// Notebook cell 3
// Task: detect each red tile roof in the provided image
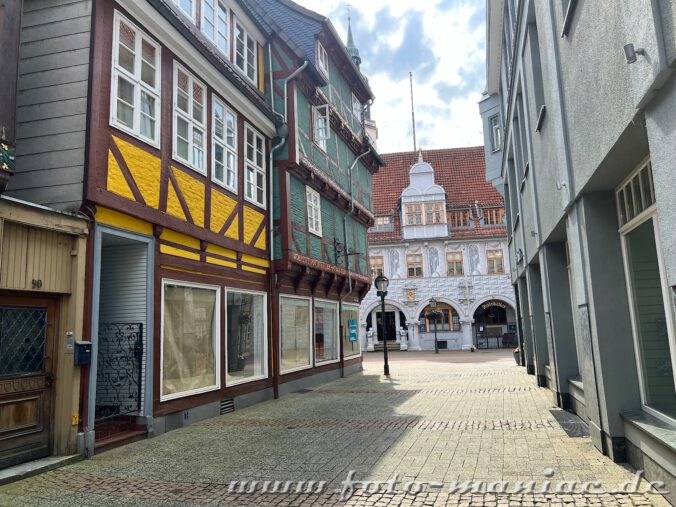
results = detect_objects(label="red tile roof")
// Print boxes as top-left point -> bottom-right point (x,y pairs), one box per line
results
369,146 -> 506,243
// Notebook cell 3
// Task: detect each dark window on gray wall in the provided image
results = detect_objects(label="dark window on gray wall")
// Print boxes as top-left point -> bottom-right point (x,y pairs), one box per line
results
490,115 -> 502,152
561,0 -> 578,37
528,22 -> 546,131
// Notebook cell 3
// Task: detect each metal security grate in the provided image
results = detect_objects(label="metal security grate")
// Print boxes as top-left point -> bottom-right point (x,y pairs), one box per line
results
220,398 -> 235,415
0,306 -> 48,377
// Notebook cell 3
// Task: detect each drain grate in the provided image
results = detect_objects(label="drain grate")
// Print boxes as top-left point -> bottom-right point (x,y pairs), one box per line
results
550,409 -> 589,437
220,398 -> 235,415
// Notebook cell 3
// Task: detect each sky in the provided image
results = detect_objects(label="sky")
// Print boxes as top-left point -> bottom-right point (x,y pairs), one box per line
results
292,0 -> 487,154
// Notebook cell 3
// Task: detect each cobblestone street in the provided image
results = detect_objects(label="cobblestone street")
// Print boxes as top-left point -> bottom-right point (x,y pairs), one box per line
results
0,351 -> 669,506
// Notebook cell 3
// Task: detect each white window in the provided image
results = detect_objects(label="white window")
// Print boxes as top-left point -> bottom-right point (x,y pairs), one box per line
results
202,0 -> 228,55
317,41 -> 329,78
160,280 -> 220,401
244,124 -> 266,207
212,96 -> 237,191
490,115 -> 502,151
173,63 -> 207,173
234,21 -> 257,84
110,12 -> 161,147
306,186 -> 322,236
313,104 -> 330,151
172,0 -> 196,21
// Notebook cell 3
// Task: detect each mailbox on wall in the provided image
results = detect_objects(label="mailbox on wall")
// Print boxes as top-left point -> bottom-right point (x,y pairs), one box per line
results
74,341 -> 92,365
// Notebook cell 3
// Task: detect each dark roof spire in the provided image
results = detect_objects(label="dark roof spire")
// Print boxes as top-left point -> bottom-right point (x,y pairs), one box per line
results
346,4 -> 361,69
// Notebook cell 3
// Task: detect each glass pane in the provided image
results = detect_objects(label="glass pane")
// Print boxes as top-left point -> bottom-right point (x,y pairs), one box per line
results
140,114 -> 154,140
117,101 -> 134,129
280,297 -> 311,371
214,160 -> 224,182
141,61 -> 155,88
0,307 -> 47,376
177,138 -> 189,161
118,43 -> 135,74
193,128 -> 204,168
315,302 -> 338,363
640,168 -> 653,209
117,76 -> 134,104
177,90 -> 189,114
342,305 -> 360,357
179,0 -> 193,16
226,112 -> 236,147
625,185 -> 635,222
226,291 -> 266,383
227,152 -> 236,188
162,284 -> 217,397
632,176 -> 643,214
626,219 -> 676,418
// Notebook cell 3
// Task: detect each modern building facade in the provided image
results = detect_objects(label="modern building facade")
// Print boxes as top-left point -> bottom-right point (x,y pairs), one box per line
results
360,148 -> 515,352
482,0 -> 676,501
5,0 -> 378,461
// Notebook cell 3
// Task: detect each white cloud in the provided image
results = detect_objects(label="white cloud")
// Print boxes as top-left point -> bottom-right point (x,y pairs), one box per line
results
291,0 -> 486,153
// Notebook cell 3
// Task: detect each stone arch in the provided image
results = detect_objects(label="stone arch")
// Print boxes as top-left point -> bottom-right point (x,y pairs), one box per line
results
413,297 -> 465,321
469,296 -> 517,318
360,298 -> 411,326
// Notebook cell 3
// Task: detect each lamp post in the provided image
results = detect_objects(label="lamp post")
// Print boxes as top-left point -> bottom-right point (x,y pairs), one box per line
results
374,274 -> 390,376
429,297 -> 439,354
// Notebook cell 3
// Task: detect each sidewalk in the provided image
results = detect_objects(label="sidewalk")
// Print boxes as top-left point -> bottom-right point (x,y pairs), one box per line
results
0,350 -> 669,506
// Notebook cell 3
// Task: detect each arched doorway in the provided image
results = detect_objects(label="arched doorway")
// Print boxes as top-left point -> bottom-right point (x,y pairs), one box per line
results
366,309 -> 407,341
472,299 -> 517,349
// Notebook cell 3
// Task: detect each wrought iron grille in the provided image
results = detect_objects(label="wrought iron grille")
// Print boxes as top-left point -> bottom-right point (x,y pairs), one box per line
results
95,323 -> 143,422
0,306 -> 48,377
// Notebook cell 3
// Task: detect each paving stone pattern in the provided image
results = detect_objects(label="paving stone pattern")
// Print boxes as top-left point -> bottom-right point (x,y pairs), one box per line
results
0,350 -> 669,506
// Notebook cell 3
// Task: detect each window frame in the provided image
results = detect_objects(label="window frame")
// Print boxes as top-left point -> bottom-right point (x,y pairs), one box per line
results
341,303 -> 362,358
446,251 -> 464,276
370,255 -> 384,277
424,202 -> 445,224
449,209 -> 470,227
201,0 -> 229,56
110,11 -> 161,148
483,207 -> 504,225
279,294 -> 314,375
406,253 -> 424,278
244,123 -> 266,208
234,20 -> 257,84
159,279 -> 221,402
317,40 -> 329,78
313,104 -> 330,152
224,287 -> 268,387
172,61 -> 207,173
490,114 -> 502,152
306,186 -> 322,237
405,204 -> 423,226
212,95 -> 238,193
172,0 -> 197,22
487,249 -> 505,274
313,298 -> 340,366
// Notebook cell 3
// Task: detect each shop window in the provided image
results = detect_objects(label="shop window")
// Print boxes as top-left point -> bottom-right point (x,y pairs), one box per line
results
280,296 -> 312,373
314,300 -> 339,364
487,249 -> 505,274
111,12 -> 161,147
226,290 -> 267,385
419,304 -> 459,333
370,256 -> 384,277
161,281 -> 220,400
342,304 -> 361,358
244,124 -> 266,208
446,252 -> 464,276
407,254 -> 423,277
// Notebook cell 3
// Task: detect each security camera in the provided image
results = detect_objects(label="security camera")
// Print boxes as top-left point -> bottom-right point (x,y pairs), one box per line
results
624,43 -> 645,64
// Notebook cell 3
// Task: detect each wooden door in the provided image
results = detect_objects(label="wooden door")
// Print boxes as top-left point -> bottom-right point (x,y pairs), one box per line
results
0,294 -> 56,469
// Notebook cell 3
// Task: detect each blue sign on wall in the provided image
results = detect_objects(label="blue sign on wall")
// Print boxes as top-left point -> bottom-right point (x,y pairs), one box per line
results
348,320 -> 358,342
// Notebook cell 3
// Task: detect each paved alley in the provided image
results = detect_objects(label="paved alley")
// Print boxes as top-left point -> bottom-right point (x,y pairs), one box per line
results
0,351 -> 669,506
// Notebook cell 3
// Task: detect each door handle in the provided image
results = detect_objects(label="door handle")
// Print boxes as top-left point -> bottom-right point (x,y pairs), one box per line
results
45,372 -> 55,387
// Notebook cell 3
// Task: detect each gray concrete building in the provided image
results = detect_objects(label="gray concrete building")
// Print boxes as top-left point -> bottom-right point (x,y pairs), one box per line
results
481,0 -> 676,501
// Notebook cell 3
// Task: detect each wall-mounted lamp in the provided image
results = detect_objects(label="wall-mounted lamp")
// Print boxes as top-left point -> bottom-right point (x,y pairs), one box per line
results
624,43 -> 645,64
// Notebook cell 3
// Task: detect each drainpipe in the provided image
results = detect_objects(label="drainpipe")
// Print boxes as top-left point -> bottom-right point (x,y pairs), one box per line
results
338,147 -> 371,377
269,59 -> 307,399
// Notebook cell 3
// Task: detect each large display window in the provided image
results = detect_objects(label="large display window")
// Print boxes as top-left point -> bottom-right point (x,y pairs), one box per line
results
280,296 -> 312,373
161,280 -> 220,400
314,300 -> 339,364
341,304 -> 361,358
226,290 -> 267,385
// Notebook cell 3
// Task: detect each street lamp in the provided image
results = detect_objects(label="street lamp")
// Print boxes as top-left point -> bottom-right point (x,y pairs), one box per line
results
374,274 -> 390,376
429,297 -> 439,354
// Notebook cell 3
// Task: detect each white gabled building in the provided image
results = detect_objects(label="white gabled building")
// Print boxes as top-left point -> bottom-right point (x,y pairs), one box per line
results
360,148 -> 517,352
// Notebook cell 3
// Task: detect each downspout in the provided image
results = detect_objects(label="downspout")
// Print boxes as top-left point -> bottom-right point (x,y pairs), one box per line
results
338,147 -> 371,377
269,57 -> 307,399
